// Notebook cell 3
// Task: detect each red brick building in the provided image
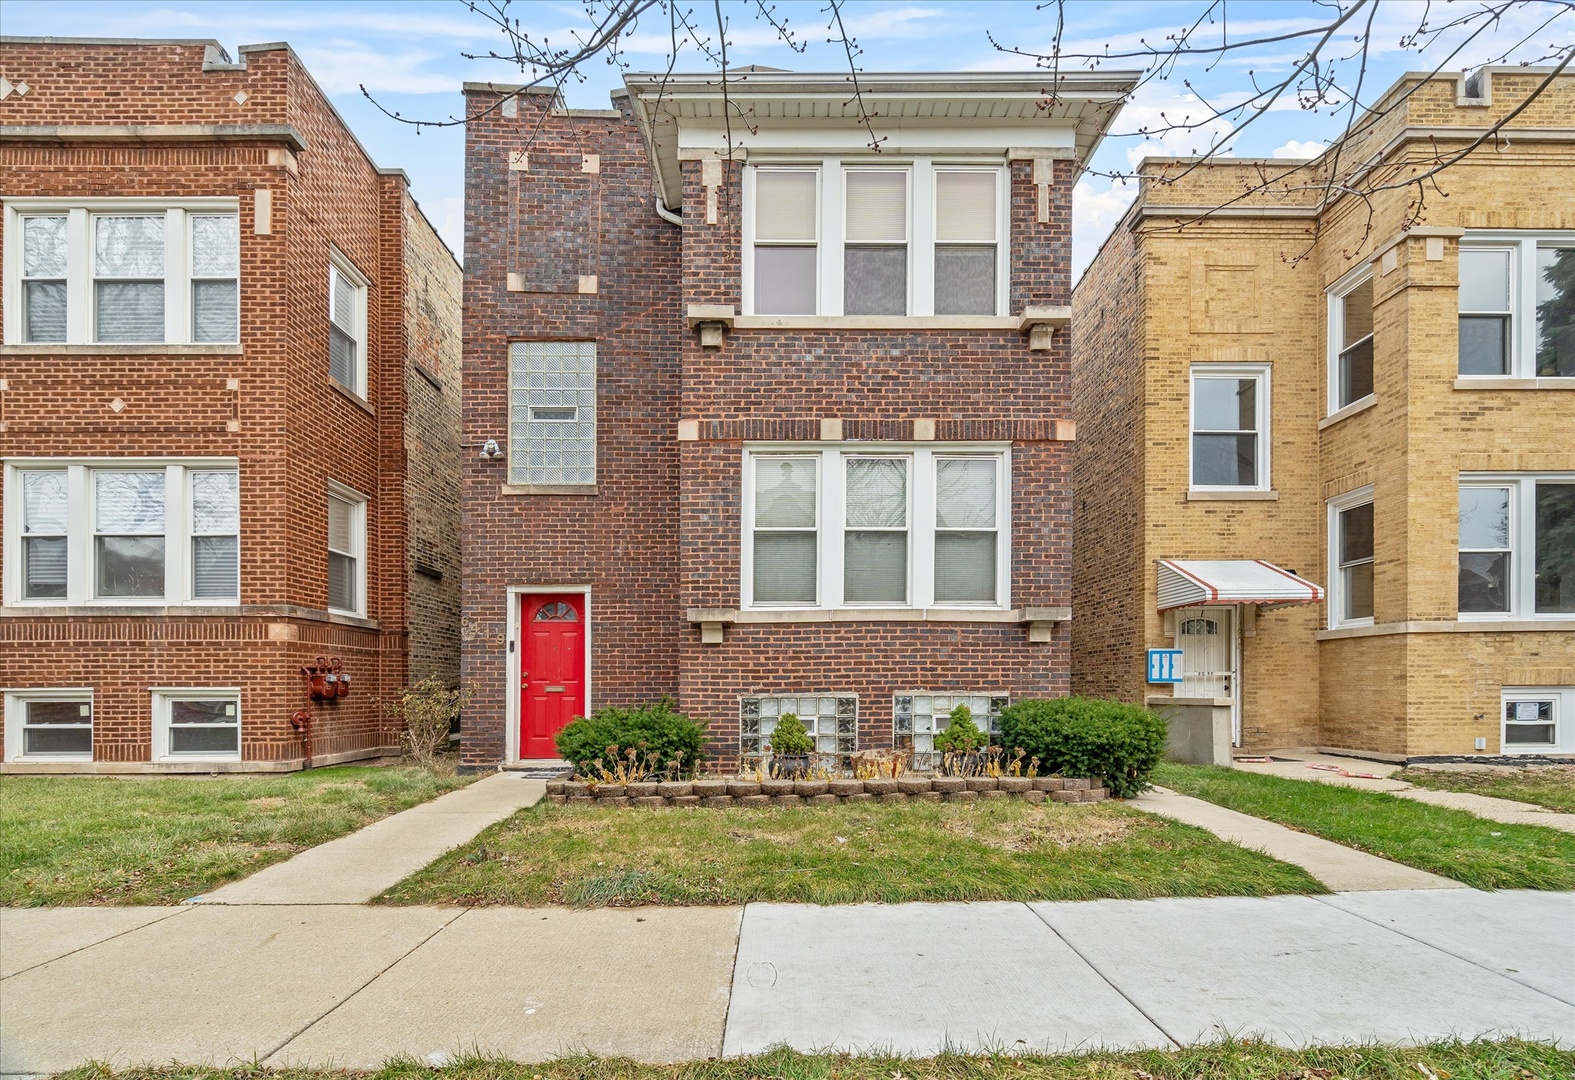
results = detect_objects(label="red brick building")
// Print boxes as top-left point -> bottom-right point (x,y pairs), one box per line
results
461,72 -> 1134,769
0,38 -> 461,772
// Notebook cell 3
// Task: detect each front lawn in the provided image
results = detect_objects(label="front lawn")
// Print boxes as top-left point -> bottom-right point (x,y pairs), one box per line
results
1154,763 -> 1575,890
0,766 -> 473,906
1396,764 -> 1575,814
379,797 -> 1323,906
54,1039 -> 1573,1080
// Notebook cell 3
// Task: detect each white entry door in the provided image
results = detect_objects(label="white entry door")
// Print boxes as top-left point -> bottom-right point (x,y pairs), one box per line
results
1175,606 -> 1240,743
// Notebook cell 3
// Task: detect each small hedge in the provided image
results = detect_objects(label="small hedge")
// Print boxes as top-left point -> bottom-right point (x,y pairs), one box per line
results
554,697 -> 706,778
999,697 -> 1168,798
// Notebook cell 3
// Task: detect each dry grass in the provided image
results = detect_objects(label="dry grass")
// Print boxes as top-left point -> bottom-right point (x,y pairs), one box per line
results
1396,764 -> 1575,815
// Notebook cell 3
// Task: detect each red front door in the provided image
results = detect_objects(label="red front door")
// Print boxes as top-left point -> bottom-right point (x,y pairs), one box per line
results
520,593 -> 586,759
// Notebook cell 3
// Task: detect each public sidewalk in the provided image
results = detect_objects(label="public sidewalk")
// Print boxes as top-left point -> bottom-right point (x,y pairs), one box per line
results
2,891 -> 1570,1070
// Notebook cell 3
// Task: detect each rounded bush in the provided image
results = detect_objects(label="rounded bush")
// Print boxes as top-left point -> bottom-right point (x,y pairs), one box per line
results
766,713 -> 815,755
999,697 -> 1167,798
554,697 -> 706,777
933,704 -> 985,754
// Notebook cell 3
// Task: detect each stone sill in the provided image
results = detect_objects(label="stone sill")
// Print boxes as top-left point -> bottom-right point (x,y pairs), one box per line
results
689,606 -> 1068,625
0,603 -> 381,630
733,315 -> 1020,331
329,377 -> 376,416
1319,395 -> 1378,429
1316,618 -> 1575,640
500,483 -> 600,496
1146,696 -> 1233,707
1453,377 -> 1575,390
1186,489 -> 1279,502
0,745 -> 397,775
0,343 -> 243,356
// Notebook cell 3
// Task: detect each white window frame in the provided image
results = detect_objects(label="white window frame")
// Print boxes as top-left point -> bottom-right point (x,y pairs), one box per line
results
327,248 -> 370,396
1327,484 -> 1376,629
2,197 -> 240,346
326,480 -> 368,617
1458,473 -> 1575,621
1458,231 -> 1575,380
3,688 -> 94,762
151,688 -> 242,763
1326,264 -> 1376,414
1501,688 -> 1573,754
740,444 -> 1011,612
2,459 -> 239,608
741,159 -> 1009,318
1189,363 -> 1271,493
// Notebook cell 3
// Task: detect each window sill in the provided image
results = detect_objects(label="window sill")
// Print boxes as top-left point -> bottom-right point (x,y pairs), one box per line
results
1316,618 -> 1575,640
1145,695 -> 1233,708
0,603 -> 381,629
690,606 -> 1066,625
1453,377 -> 1575,390
1,602 -> 242,614
329,378 -> 376,415
733,315 -> 1019,331
0,343 -> 243,355
1319,395 -> 1378,429
1186,489 -> 1279,502
500,483 -> 600,496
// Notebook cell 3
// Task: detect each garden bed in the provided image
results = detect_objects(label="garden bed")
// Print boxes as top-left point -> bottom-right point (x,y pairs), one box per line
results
545,774 -> 1107,808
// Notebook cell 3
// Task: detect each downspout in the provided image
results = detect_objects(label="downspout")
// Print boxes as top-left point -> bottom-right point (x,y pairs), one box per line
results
654,197 -> 683,227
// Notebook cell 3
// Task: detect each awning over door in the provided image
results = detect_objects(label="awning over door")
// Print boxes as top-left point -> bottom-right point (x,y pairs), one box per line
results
1157,559 -> 1324,611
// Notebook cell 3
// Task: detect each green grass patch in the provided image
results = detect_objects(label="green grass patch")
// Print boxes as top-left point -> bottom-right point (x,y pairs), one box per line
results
53,1039 -> 1573,1080
1154,762 -> 1575,890
1396,764 -> 1575,814
0,766 -> 473,906
378,796 -> 1323,906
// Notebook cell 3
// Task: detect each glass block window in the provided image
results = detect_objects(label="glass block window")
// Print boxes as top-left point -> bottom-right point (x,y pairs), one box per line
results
740,695 -> 857,768
509,341 -> 597,486
893,692 -> 1008,771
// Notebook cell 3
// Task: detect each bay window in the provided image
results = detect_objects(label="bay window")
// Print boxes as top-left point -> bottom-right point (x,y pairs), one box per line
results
1458,233 -> 1575,378
743,446 -> 1009,610
1328,272 -> 1374,410
1459,474 -> 1575,619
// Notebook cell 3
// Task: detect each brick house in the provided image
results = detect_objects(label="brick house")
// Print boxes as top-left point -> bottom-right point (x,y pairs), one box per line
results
1072,68 -> 1575,761
0,38 -> 462,772
461,71 -> 1136,770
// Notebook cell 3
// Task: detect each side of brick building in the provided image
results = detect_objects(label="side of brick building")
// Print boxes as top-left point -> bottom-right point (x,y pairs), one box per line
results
0,38 -> 461,771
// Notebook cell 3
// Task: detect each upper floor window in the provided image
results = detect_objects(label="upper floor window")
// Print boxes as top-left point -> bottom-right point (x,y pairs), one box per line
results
1190,364 -> 1270,491
3,200 -> 239,346
508,341 -> 597,487
4,460 -> 239,607
1459,475 -> 1575,620
742,446 -> 1009,610
744,161 -> 1007,318
1459,234 -> 1575,378
328,252 -> 369,394
1328,272 -> 1374,410
1328,486 -> 1375,628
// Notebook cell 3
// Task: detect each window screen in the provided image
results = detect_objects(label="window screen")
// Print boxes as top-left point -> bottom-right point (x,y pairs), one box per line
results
844,170 -> 908,316
934,170 -> 997,316
1459,248 -> 1511,375
753,168 -> 818,315
508,341 -> 597,485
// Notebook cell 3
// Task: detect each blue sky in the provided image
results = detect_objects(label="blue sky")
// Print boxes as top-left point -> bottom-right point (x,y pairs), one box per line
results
5,1 -> 1567,274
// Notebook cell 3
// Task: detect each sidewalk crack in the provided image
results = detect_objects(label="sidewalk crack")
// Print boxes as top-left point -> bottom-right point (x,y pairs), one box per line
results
0,907 -> 192,981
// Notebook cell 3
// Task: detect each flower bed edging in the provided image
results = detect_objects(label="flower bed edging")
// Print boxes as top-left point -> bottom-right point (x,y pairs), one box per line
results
542,776 -> 1109,808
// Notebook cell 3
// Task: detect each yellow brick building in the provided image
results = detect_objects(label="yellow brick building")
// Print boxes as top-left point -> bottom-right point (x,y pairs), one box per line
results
1071,67 -> 1575,761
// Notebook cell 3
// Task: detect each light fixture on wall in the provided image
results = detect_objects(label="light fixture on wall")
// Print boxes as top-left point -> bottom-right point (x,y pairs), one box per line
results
480,438 -> 503,459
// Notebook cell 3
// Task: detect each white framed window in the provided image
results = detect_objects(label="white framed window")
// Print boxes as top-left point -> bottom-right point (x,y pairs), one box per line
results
1327,269 -> 1374,411
152,689 -> 240,762
3,689 -> 94,762
507,341 -> 597,486
1458,232 -> 1575,379
893,692 -> 1008,771
741,445 -> 1009,611
328,251 -> 369,395
1501,688 -> 1575,753
742,160 -> 1007,318
740,694 -> 857,767
2,198 -> 240,345
1459,474 -> 1575,619
326,483 -> 367,616
1190,364 -> 1270,491
1327,485 -> 1375,628
3,460 -> 239,607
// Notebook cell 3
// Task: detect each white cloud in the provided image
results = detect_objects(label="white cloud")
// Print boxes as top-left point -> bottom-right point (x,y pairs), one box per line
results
296,45 -> 458,95
428,196 -> 464,259
1072,177 -> 1137,280
1272,138 -> 1325,159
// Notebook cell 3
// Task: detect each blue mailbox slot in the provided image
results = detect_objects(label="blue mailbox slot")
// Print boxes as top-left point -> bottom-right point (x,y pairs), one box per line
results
1147,649 -> 1184,684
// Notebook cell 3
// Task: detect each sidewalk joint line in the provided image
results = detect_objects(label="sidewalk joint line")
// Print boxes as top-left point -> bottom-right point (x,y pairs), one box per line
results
257,907 -> 471,1064
717,902 -> 748,1057
1024,902 -> 1183,1049
1309,894 -> 1575,1007
0,906 -> 191,981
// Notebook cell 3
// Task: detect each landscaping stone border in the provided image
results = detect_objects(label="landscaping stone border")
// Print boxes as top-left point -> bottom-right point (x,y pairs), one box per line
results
543,775 -> 1108,807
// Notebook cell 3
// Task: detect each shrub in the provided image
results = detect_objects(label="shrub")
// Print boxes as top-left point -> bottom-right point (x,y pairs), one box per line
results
933,704 -> 985,754
767,713 -> 815,755
385,677 -> 471,770
999,697 -> 1168,798
554,697 -> 706,778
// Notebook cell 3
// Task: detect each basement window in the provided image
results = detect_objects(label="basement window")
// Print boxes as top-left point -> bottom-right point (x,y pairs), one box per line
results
740,695 -> 857,769
893,693 -> 1007,771
3,690 -> 94,762
153,690 -> 241,761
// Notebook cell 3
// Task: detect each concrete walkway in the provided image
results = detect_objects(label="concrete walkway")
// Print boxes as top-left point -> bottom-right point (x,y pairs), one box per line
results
195,773 -> 545,905
1129,786 -> 1463,892
1232,753 -> 1575,834
3,891 -> 1570,1070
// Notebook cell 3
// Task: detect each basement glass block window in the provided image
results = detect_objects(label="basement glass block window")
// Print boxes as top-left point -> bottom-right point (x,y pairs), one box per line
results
509,341 -> 597,486
740,695 -> 857,767
893,693 -> 1007,771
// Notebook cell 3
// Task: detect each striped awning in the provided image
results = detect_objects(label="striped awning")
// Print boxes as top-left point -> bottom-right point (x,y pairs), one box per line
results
1157,559 -> 1324,611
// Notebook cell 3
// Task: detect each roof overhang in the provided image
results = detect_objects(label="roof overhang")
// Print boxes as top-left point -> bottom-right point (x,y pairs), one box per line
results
1157,559 -> 1324,611
623,70 -> 1138,211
